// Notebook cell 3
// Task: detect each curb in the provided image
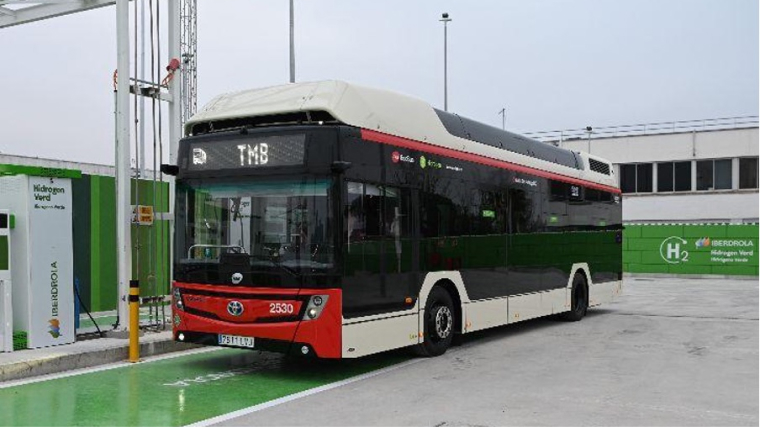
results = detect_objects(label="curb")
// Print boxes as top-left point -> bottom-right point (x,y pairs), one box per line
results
0,337 -> 200,383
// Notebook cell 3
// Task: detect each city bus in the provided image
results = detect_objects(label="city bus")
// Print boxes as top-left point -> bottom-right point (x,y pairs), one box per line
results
169,80 -> 622,358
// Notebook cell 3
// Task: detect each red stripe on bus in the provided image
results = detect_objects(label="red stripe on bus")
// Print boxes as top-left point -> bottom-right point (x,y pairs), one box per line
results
360,128 -> 622,194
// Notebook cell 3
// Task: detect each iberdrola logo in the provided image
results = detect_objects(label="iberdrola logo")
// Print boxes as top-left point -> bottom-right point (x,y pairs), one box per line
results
695,237 -> 711,248
48,318 -> 61,338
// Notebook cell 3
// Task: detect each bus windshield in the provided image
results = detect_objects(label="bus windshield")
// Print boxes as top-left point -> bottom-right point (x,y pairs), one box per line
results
175,177 -> 333,284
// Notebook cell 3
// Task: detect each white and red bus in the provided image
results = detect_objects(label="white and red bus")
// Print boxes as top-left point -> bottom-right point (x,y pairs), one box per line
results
169,81 -> 622,358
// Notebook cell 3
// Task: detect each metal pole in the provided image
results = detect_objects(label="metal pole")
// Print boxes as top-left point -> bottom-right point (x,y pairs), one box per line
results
168,0 -> 181,165
498,108 -> 505,130
139,0 -> 146,179
116,0 -> 131,333
168,0 -> 181,321
440,13 -> 451,112
289,0 -> 295,83
443,21 -> 448,112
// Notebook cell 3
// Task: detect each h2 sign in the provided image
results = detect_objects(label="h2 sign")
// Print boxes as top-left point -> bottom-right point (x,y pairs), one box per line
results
660,236 -> 689,264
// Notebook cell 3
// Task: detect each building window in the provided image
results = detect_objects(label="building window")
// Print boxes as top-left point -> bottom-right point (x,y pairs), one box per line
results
636,163 -> 653,192
739,157 -> 758,189
658,162 -> 674,192
697,159 -> 732,191
657,161 -> 692,192
714,159 -> 732,190
620,163 -> 652,193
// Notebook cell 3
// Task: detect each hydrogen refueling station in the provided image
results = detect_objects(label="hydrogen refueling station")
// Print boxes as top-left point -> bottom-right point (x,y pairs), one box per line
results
0,172 -> 76,349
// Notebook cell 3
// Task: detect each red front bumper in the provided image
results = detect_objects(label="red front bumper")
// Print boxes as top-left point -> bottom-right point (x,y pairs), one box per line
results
172,283 -> 342,358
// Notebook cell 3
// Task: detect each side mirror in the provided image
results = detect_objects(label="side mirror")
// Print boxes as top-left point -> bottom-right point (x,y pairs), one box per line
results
160,164 -> 179,176
331,161 -> 352,174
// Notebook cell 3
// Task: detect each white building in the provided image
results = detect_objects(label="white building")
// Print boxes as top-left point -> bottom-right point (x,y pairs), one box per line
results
526,117 -> 759,224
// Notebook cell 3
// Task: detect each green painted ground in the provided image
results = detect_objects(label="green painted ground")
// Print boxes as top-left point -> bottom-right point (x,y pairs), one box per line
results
0,348 -> 408,426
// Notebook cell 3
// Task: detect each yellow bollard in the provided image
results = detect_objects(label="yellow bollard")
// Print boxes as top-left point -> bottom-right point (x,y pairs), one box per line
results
129,280 -> 140,362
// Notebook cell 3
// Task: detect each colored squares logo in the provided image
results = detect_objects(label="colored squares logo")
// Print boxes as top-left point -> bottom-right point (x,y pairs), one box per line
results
48,318 -> 61,338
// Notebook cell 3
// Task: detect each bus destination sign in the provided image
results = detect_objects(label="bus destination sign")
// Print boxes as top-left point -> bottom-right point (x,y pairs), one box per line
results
186,134 -> 306,171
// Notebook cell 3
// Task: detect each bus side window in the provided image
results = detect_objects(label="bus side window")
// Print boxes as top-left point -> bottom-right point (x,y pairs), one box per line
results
382,187 -> 410,239
472,190 -> 507,235
346,181 -> 384,242
509,188 -> 536,234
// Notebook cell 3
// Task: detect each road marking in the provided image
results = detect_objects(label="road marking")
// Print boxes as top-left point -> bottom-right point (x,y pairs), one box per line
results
0,347 -> 220,389
186,357 -> 427,427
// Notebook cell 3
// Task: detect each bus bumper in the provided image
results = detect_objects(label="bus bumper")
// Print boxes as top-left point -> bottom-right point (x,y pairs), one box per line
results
172,285 -> 342,358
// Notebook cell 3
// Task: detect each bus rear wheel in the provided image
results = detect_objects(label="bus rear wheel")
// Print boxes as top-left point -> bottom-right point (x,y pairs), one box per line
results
561,272 -> 588,321
414,287 -> 455,357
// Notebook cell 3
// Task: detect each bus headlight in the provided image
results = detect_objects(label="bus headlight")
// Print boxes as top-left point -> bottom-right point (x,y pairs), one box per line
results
302,295 -> 329,321
173,287 -> 184,311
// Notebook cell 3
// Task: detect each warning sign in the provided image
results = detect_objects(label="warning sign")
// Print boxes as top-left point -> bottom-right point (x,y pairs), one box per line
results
133,205 -> 154,226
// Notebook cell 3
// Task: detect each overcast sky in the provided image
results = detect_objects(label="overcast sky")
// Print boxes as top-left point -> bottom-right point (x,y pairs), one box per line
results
1,0 -> 757,166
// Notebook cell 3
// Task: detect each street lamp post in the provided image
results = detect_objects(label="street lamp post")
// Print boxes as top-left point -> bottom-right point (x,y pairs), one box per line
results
289,0 -> 295,83
440,12 -> 452,112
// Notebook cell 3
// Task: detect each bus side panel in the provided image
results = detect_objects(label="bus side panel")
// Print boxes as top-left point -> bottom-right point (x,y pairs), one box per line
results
342,313 -> 419,358
589,280 -> 623,307
463,297 -> 509,332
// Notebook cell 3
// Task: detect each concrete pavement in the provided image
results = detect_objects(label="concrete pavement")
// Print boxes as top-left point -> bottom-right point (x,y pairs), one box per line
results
213,276 -> 759,426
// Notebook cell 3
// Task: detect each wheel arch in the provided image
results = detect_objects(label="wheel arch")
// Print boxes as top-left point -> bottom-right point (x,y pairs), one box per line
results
568,263 -> 592,288
567,263 -> 591,309
417,272 -> 469,335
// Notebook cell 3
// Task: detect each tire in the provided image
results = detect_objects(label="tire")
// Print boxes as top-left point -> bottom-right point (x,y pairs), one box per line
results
414,286 -> 455,357
561,272 -> 588,322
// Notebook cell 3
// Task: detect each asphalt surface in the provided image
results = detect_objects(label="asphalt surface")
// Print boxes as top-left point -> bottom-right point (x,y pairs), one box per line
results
213,276 -> 759,426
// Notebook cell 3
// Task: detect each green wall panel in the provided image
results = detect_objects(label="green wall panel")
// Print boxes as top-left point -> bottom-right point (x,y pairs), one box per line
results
0,236 -> 8,271
627,263 -> 669,274
726,224 -> 759,238
72,175 -> 92,309
667,264 -> 713,275
681,225 -> 727,238
623,225 -> 642,238
90,175 -> 117,312
623,224 -> 758,276
640,225 -> 682,238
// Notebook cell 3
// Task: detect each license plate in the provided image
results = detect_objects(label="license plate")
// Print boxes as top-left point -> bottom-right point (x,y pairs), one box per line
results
218,334 -> 255,348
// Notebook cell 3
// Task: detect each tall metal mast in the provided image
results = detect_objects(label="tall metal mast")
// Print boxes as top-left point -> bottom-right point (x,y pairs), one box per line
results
180,0 -> 197,124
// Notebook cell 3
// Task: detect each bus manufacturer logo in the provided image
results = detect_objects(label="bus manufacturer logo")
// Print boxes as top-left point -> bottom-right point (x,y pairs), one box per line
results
193,148 -> 207,165
227,301 -> 244,316
231,272 -> 243,284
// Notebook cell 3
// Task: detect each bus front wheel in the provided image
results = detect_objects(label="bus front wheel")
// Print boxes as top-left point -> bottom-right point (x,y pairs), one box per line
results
414,286 -> 455,357
561,272 -> 588,321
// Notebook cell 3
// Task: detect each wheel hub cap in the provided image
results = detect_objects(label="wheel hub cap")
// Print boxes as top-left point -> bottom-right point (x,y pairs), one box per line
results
435,306 -> 453,339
